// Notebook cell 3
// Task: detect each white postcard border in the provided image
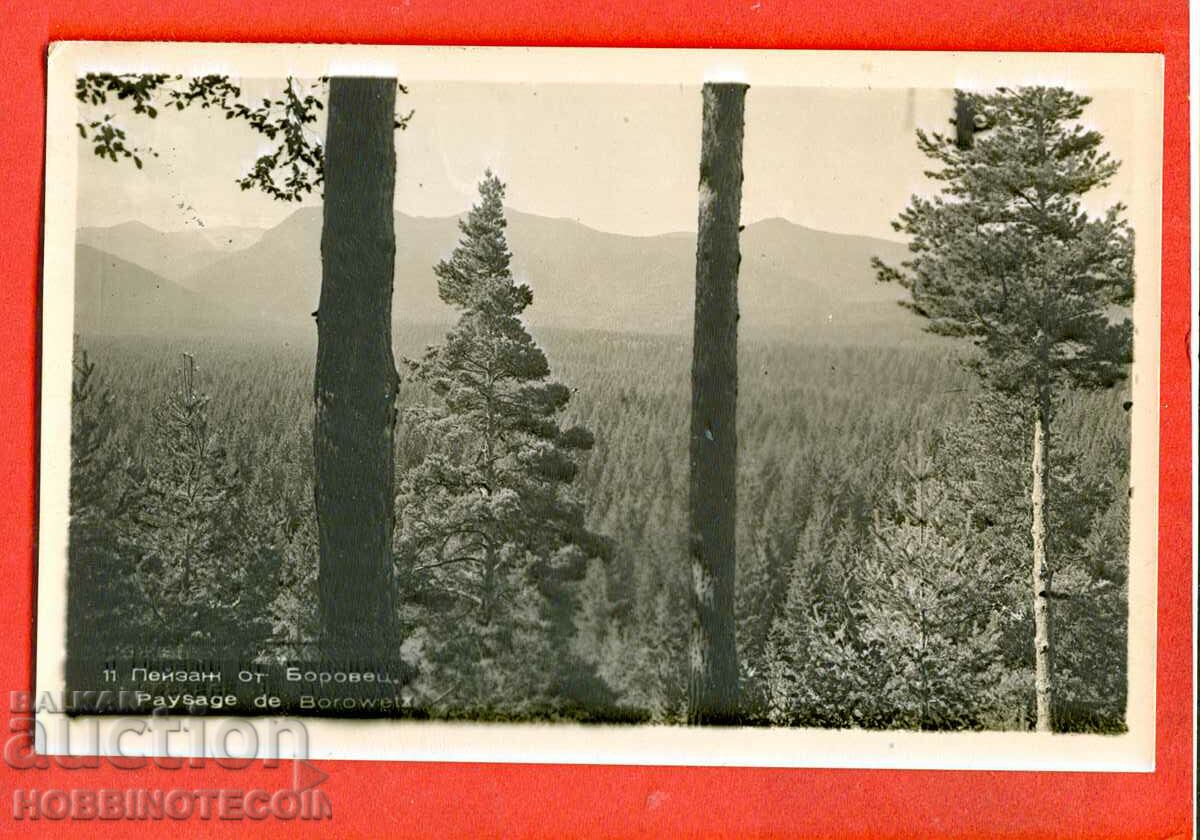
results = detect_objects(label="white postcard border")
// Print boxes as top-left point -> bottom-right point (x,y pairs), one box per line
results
36,42 -> 1163,770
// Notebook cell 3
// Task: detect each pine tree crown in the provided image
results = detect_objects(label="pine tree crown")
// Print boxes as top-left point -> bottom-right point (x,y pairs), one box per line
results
434,169 -> 532,317
874,86 -> 1135,397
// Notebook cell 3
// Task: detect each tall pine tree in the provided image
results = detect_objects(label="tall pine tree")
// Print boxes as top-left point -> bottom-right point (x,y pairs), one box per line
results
688,81 -> 748,724
875,87 -> 1134,731
396,171 -> 610,718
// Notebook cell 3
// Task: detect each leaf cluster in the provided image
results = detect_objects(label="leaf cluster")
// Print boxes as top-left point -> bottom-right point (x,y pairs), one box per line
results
75,72 -> 412,203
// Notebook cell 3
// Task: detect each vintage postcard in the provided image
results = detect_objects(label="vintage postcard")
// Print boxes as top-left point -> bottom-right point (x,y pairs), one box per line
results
37,43 -> 1162,769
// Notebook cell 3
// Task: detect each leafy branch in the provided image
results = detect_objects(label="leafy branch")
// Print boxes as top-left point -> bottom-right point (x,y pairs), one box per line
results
74,72 -> 413,202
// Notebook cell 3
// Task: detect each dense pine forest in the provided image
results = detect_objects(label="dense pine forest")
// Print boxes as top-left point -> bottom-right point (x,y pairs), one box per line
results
70,319 -> 1129,730
67,81 -> 1133,733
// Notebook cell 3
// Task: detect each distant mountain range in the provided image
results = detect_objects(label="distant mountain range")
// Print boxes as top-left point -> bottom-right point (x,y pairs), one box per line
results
77,220 -> 264,283
73,209 -> 925,344
74,244 -> 248,337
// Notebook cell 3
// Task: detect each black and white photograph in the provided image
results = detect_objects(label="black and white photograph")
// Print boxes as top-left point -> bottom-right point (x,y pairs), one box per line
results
37,45 -> 1162,768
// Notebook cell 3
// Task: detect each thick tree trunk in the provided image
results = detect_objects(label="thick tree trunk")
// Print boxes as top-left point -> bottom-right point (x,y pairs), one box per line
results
687,82 -> 747,725
314,77 -> 400,663
1030,391 -> 1053,731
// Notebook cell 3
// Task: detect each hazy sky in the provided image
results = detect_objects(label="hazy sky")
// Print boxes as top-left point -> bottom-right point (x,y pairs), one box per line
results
75,80 -> 1139,241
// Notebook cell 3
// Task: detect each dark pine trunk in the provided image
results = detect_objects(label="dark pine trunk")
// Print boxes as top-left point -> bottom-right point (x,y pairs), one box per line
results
687,82 -> 747,725
314,77 -> 400,664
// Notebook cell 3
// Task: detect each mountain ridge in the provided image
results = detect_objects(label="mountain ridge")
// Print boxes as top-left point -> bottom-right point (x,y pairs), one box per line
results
77,221 -> 265,283
76,208 -> 925,344
74,243 -> 251,337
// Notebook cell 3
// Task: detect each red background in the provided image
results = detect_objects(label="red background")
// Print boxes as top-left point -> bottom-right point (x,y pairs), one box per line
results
0,1 -> 1191,837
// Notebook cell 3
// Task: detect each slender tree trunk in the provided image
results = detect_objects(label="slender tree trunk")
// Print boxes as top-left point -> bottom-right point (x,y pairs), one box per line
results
687,82 -> 747,725
314,77 -> 400,663
1030,389 -> 1053,731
